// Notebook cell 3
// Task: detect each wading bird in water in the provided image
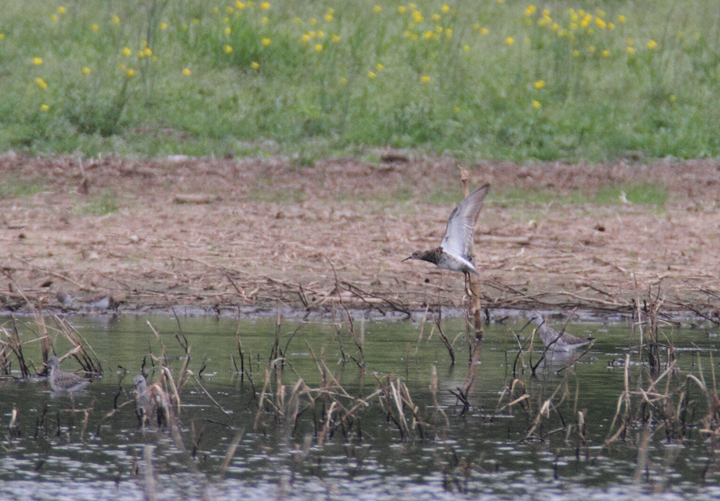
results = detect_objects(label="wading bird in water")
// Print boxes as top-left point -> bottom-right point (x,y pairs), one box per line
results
403,183 -> 490,278
46,356 -> 91,392
523,312 -> 593,352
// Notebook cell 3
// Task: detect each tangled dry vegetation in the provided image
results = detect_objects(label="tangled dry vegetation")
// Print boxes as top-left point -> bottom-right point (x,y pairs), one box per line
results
1,152 -> 719,320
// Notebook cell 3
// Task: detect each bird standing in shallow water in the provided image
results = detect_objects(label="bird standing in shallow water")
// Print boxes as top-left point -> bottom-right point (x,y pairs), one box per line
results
46,356 -> 91,392
403,183 -> 490,277
524,312 -> 593,352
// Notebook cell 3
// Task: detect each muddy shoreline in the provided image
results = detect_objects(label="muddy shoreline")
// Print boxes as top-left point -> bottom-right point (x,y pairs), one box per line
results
2,153 -> 719,322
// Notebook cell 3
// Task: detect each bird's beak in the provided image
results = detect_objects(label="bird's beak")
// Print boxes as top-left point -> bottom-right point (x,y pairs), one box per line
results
402,255 -> 413,262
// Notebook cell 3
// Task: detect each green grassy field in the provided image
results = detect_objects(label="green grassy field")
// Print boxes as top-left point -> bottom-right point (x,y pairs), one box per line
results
1,0 -> 719,161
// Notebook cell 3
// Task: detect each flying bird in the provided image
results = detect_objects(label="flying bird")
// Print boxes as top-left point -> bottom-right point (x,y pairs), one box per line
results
403,183 -> 490,277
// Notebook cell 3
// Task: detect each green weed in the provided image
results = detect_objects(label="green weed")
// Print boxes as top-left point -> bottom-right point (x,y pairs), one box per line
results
0,178 -> 45,198
76,191 -> 120,215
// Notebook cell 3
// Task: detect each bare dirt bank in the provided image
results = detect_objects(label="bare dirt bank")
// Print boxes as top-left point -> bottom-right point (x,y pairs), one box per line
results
1,152 -> 719,320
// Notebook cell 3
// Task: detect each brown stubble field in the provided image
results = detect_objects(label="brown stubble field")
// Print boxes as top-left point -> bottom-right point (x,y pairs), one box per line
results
1,152 -> 719,319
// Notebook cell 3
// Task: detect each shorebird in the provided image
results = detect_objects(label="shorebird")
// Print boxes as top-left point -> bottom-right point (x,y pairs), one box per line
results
133,374 -> 169,427
46,356 -> 91,392
403,183 -> 490,276
523,312 -> 593,352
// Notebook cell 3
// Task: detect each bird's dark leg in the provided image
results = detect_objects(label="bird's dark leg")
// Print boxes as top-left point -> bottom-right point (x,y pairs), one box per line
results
464,272 -> 472,298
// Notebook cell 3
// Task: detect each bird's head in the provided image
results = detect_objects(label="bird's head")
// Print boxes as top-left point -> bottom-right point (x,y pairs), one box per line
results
521,312 -> 545,331
402,251 -> 422,262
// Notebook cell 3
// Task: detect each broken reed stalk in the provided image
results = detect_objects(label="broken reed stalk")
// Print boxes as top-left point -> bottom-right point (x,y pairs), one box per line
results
435,313 -> 455,366
461,169 -> 483,340
143,445 -> 157,501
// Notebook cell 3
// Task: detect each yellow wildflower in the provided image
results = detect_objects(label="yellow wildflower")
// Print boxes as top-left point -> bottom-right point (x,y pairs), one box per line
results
112,15 -> 120,24
332,34 -> 340,42
580,14 -> 591,28
525,5 -> 536,16
454,106 -> 460,113
223,17 -> 230,23
626,47 -> 635,54
317,30 -> 324,38
677,31 -> 683,38
35,77 -> 48,89
236,1 -> 245,9
122,47 -> 131,56
51,14 -> 58,22
226,6 -> 234,13
462,44 -> 470,51
669,95 -> 676,102
602,50 -> 609,57
442,5 -> 450,13
412,11 -> 423,23
0,34 -> 4,40
480,27 -> 489,35
618,15 -> 626,23
315,44 -> 323,51
368,71 -> 376,79
647,40 -> 657,49
301,34 -> 311,43
552,23 -> 559,31
433,14 -> 441,22
126,69 -> 136,77
82,67 -> 92,74
144,47 -> 152,56
262,17 -> 269,25
58,6 -> 66,14
294,17 -> 301,24
420,75 -> 430,83
310,18 -> 317,25
224,45 -> 233,54
340,77 -> 347,84
588,46 -> 595,53
32,57 -> 43,65
398,6 -> 407,14
225,27 -> 232,35
532,100 -> 541,109
91,23 -> 100,32
183,68 -> 191,76
505,37 -> 514,45
533,80 -> 545,89
374,6 -> 382,13
250,61 -> 260,69
572,49 -> 579,57
325,14 -> 333,22
424,31 -> 433,39
608,22 -> 615,30
376,63 -> 384,71
261,2 -> 270,9
41,104 -> 50,112
445,28 -> 452,38
262,37 -> 271,46
595,18 -> 606,29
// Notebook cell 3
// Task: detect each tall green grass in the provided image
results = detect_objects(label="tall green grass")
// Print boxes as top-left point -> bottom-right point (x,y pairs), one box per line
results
1,0 -> 719,161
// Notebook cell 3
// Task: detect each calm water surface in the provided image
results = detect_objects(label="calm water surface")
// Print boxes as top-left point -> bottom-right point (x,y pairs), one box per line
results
1,312 -> 719,500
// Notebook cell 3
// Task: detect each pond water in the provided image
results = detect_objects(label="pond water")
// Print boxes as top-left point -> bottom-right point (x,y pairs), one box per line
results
1,311 -> 720,500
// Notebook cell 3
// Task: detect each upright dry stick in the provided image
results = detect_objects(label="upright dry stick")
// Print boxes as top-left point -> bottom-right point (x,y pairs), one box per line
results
461,169 -> 483,340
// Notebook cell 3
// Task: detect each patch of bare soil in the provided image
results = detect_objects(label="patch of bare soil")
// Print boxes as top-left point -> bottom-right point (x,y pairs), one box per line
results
1,152 -> 719,319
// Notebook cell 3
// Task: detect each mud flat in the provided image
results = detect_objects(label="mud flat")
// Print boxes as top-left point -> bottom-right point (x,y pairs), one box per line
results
1,153 -> 719,321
